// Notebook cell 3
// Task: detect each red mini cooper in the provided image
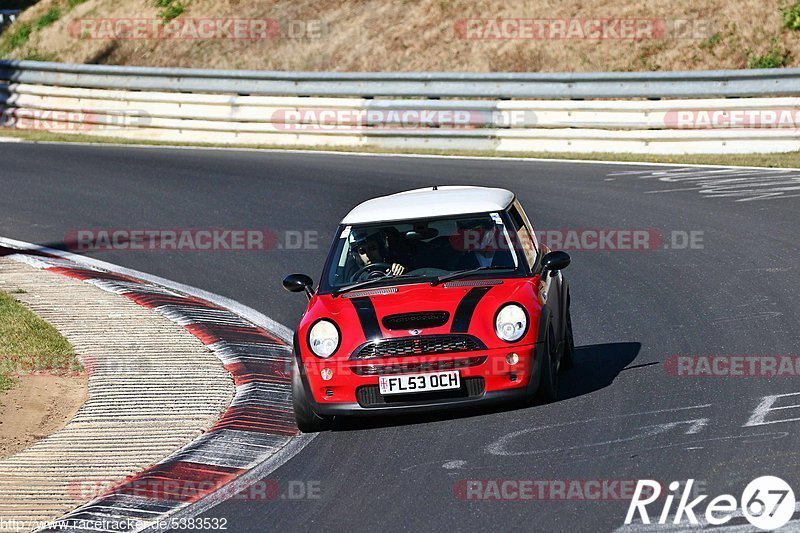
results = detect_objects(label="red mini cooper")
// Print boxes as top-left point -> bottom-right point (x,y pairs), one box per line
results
283,186 -> 574,432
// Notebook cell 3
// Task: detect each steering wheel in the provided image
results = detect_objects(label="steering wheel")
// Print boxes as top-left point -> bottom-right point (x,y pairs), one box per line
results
350,262 -> 392,282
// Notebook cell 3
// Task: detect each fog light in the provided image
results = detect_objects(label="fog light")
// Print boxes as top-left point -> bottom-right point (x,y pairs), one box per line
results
506,353 -> 519,365
321,368 -> 333,381
325,388 -> 334,397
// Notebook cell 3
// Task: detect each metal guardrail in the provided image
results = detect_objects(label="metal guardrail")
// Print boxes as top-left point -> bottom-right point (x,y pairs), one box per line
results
2,60 -> 800,154
0,10 -> 20,33
3,60 -> 800,99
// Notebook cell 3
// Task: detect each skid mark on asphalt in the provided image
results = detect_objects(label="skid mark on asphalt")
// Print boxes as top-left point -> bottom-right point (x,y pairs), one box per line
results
605,167 -> 800,202
711,311 -> 783,324
558,432 -> 787,467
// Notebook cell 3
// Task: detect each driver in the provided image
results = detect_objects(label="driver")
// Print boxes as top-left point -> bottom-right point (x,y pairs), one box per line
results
350,231 -> 405,280
456,218 -> 500,269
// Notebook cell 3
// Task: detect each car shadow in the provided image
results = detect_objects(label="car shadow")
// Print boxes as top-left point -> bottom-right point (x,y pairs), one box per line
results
0,240 -> 72,258
330,341 -> 642,432
558,341 -> 642,401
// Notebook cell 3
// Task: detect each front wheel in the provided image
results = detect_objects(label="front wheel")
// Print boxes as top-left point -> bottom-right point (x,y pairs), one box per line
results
535,323 -> 560,403
561,298 -> 575,369
292,359 -> 333,433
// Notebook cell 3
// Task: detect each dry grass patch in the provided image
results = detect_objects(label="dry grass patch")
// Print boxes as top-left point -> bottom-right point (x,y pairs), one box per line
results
2,0 -> 800,71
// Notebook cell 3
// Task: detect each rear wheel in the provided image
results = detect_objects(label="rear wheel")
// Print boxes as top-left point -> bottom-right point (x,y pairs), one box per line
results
535,323 -> 560,403
292,359 -> 333,433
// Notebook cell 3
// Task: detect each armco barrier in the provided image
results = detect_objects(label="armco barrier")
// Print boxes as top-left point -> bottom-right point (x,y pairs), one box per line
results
0,10 -> 19,33
3,60 -> 800,154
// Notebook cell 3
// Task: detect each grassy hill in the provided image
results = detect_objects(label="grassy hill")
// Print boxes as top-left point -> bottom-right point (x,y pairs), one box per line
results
1,0 -> 800,72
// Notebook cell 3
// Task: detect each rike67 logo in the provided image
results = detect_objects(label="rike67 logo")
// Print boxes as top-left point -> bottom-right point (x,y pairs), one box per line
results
625,476 -> 796,530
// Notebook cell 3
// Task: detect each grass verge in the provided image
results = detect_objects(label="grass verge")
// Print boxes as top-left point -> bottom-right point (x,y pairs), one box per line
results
2,128 -> 800,168
0,290 -> 80,394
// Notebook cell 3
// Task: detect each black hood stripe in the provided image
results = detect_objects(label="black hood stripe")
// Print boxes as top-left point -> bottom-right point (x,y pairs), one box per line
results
451,286 -> 492,333
350,297 -> 383,341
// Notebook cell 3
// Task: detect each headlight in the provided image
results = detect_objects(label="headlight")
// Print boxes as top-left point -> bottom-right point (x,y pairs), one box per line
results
308,319 -> 340,358
495,304 -> 527,342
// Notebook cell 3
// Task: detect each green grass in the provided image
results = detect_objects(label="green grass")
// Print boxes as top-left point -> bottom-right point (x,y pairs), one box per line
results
21,49 -> 60,61
749,48 -> 790,68
153,0 -> 187,21
67,0 -> 89,8
0,291 -> 80,394
35,7 -> 61,30
748,39 -> 790,68
2,127 -> 800,168
699,32 -> 722,50
0,22 -> 32,56
0,374 -> 14,393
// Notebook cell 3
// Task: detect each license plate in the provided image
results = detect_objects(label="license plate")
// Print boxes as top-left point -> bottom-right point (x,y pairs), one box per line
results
378,370 -> 461,395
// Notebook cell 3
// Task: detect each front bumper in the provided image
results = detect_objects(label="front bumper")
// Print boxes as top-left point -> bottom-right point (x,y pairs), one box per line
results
312,386 -> 532,416
300,343 -> 541,416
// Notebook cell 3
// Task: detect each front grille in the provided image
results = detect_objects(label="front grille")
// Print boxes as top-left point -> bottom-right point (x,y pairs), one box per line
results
356,377 -> 486,408
382,311 -> 450,330
351,356 -> 487,376
350,334 -> 486,360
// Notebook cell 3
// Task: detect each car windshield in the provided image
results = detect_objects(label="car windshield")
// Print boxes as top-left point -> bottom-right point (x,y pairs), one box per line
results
322,212 -> 522,291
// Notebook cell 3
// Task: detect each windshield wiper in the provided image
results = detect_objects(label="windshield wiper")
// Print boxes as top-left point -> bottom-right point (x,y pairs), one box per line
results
430,265 -> 514,286
332,274 -> 428,297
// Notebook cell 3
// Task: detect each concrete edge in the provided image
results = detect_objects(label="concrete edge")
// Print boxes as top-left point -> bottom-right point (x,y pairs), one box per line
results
0,258 -> 235,528
0,237 -> 315,533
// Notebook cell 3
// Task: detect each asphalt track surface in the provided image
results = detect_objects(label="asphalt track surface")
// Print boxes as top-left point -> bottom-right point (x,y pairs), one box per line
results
1,142 -> 799,532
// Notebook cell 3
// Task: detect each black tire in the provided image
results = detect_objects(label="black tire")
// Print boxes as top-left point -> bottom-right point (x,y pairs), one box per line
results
292,359 -> 332,433
561,297 -> 575,370
535,322 -> 560,403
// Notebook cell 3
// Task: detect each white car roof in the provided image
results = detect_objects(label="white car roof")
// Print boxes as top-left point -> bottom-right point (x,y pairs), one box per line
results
341,186 -> 515,225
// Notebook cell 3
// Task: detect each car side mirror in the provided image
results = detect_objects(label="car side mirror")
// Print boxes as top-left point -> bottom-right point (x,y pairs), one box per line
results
540,251 -> 570,278
283,273 -> 314,300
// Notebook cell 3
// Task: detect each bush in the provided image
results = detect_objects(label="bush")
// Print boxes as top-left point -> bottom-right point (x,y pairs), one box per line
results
782,2 -> 800,30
